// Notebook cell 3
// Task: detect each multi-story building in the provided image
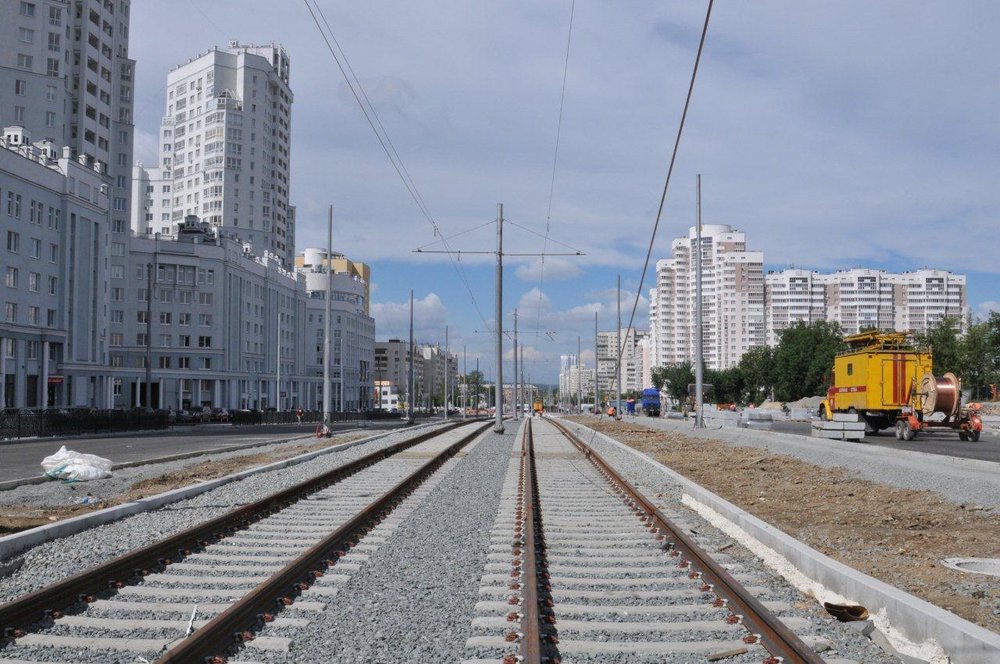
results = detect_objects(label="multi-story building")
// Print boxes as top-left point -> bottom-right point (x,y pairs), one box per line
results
558,354 -> 595,404
373,339 -> 457,410
374,338 -> 417,408
133,41 -> 294,266
650,224 -> 764,370
298,248 -> 374,411
765,268 -> 967,341
596,328 -> 646,396
1,126 -> 110,408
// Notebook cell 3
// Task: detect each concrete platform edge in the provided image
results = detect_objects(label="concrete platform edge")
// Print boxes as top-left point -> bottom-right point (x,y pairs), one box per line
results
567,419 -> 1000,664
0,424 -> 433,562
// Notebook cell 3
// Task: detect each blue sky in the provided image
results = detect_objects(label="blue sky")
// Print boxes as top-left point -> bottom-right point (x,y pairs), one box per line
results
130,1 -> 1000,384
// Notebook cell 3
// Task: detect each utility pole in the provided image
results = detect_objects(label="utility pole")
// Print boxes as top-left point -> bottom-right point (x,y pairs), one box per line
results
462,345 -> 467,418
323,206 -> 333,425
444,325 -> 449,421
520,345 -> 525,414
144,261 -> 153,408
593,311 -> 598,414
494,203 -> 504,433
407,290 -> 415,425
276,300 -> 282,412
577,335 -> 582,413
512,308 -> 519,421
695,174 -> 705,428
616,274 -> 622,418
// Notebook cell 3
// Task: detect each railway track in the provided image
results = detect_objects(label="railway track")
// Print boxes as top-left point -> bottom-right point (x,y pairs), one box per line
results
466,417 -> 828,663
0,420 -> 490,664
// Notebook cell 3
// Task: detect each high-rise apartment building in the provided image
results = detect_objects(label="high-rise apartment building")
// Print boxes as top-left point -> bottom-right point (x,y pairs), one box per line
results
596,328 -> 646,397
650,224 -> 765,371
765,268 -> 967,342
133,41 -> 294,266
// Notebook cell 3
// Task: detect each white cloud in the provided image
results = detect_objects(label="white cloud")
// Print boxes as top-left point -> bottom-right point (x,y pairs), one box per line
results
370,293 -> 448,343
515,257 -> 582,282
977,301 -> 1000,318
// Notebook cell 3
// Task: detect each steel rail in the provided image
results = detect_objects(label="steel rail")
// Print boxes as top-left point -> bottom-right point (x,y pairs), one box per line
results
0,420 -> 473,640
157,420 -> 493,663
519,418 -> 543,663
549,418 -> 824,664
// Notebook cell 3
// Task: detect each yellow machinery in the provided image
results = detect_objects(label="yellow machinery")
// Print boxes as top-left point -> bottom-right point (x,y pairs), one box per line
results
820,331 -> 982,441
532,399 -> 543,414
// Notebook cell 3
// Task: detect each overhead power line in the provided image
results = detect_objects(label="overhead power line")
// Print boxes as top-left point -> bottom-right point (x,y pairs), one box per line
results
615,0 -> 715,395
301,0 -> 492,329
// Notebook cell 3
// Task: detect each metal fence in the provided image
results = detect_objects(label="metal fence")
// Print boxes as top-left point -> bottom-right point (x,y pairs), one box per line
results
0,409 -> 172,440
228,409 -> 408,426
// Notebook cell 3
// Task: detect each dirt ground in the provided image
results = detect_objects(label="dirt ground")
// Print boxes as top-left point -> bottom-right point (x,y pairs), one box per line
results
570,417 -> 1000,634
0,433 -> 366,535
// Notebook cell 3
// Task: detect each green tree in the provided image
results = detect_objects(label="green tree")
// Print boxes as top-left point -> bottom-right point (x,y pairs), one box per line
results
652,362 -> 695,406
705,367 -> 743,405
738,345 -> 774,405
959,313 -> 1000,399
771,321 -> 844,401
915,316 -> 961,376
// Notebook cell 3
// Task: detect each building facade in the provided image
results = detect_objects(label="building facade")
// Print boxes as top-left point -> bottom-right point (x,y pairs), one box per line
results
596,328 -> 646,396
133,41 -> 294,267
558,354 -> 595,404
765,268 -> 968,342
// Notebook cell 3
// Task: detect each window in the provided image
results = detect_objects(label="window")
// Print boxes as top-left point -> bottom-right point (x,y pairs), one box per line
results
197,335 -> 212,348
111,242 -> 125,256
28,272 -> 39,291
46,85 -> 56,101
7,232 -> 19,253
159,357 -> 171,369
113,377 -> 123,396
136,333 -> 147,346
4,303 -> 16,323
110,355 -> 122,367
7,192 -> 21,218
178,357 -> 190,369
178,313 -> 191,326
48,6 -> 61,25
159,312 -> 171,325
30,238 -> 40,258
46,309 -> 55,326
201,357 -> 212,370
110,333 -> 123,347
179,291 -> 192,304
179,335 -> 190,347
47,275 -> 56,295
199,313 -> 212,326
20,2 -> 35,17
16,54 -> 33,69
4,267 -> 17,288
137,310 -> 147,324
46,58 -> 59,77
110,310 -> 123,324
15,80 -> 26,96
45,111 -> 55,127
27,306 -> 39,325
110,265 -> 124,279
198,292 -> 212,306
19,28 -> 35,44
160,334 -> 171,347
48,32 -> 60,52
26,341 -> 38,359
846,363 -> 853,376
49,243 -> 57,262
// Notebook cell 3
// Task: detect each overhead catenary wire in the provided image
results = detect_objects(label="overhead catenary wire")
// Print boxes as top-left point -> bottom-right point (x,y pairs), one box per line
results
301,0 -> 492,331
606,0 -> 715,423
533,0 -> 577,339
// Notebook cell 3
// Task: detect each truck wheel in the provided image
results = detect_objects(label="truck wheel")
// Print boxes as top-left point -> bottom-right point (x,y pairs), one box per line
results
895,420 -> 904,440
971,430 -> 981,442
903,420 -> 915,441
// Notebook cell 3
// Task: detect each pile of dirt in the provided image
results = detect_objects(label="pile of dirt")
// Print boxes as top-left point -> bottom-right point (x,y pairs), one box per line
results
786,395 -> 824,409
572,417 -> 1000,634
977,401 -> 1000,416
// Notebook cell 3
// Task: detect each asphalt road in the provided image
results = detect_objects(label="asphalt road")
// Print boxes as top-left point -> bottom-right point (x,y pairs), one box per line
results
771,420 -> 1000,463
0,421 -> 402,483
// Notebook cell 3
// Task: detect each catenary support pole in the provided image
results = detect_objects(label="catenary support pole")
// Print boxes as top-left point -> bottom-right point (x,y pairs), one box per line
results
513,308 -> 519,421
594,311 -> 598,414
616,274 -> 622,418
444,325 -> 449,421
407,290 -> 415,425
494,203 -> 505,433
695,174 -> 704,428
323,205 -> 333,424
577,335 -> 582,413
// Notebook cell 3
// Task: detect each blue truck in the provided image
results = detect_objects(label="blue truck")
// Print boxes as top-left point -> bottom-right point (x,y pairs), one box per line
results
640,388 -> 661,417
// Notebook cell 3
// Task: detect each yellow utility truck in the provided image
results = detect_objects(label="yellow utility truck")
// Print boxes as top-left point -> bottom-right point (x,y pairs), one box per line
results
819,331 -> 983,441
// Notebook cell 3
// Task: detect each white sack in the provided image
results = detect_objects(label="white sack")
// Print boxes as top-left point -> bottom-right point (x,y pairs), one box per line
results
41,445 -> 113,481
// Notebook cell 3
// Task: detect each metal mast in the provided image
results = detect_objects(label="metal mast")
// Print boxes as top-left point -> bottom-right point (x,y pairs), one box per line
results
616,274 -> 622,418
444,325 -> 449,421
577,335 -> 582,413
593,311 -> 598,413
695,175 -> 705,428
407,290 -> 415,425
494,204 -> 505,433
513,308 -> 519,421
322,206 -> 333,423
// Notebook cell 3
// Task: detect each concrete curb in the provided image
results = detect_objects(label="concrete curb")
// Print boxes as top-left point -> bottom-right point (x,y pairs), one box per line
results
566,419 -> 1000,664
652,416 -> 1000,475
0,423 -> 436,562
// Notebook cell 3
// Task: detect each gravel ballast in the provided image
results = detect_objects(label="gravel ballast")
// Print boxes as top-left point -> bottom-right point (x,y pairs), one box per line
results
0,424 -> 449,604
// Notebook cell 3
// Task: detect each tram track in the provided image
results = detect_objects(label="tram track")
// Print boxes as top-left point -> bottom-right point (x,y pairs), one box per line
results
0,420 -> 490,663
467,417 -> 826,663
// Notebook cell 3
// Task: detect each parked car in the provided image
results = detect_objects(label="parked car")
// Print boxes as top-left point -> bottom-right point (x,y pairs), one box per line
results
174,409 -> 195,424
211,408 -> 230,423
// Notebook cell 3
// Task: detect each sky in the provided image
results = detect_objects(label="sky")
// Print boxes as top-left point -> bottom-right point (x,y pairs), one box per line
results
130,1 -> 1000,384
